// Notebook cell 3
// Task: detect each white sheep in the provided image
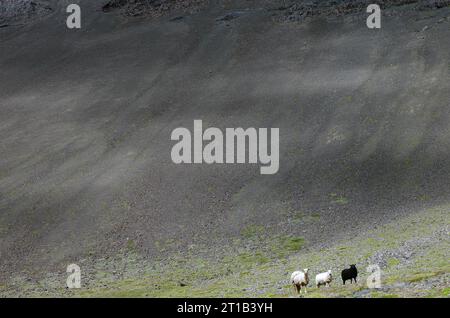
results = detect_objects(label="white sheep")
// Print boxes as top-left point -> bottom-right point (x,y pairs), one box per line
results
315,270 -> 332,288
290,270 -> 302,282
290,268 -> 309,294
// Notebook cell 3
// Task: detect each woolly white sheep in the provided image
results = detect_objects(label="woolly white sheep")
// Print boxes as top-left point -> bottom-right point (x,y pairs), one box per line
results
290,268 -> 309,294
315,270 -> 332,288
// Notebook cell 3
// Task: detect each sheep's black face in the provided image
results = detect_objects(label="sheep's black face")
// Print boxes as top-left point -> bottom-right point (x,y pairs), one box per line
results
350,264 -> 356,269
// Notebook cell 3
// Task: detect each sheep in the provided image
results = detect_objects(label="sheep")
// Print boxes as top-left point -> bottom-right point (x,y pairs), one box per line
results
290,268 -> 309,294
290,270 -> 302,283
341,264 -> 358,285
315,270 -> 332,288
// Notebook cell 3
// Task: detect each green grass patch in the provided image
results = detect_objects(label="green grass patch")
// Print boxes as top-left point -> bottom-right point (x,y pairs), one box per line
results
404,271 -> 445,283
329,193 -> 348,205
387,258 -> 400,268
278,236 -> 304,253
241,225 -> 265,239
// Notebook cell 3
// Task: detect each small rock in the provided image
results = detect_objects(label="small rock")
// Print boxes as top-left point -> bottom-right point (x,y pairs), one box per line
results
170,16 -> 184,22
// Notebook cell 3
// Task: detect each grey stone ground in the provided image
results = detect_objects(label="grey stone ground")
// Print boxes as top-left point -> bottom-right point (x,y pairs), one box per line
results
0,0 -> 449,296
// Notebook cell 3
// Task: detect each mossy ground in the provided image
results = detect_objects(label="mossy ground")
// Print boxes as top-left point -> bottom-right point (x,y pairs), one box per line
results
1,205 -> 448,298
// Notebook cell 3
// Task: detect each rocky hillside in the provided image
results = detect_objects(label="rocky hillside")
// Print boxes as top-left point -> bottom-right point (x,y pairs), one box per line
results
0,0 -> 52,26
0,0 -> 449,297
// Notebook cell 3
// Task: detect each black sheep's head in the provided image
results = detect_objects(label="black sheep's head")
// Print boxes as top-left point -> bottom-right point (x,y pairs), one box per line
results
350,264 -> 356,269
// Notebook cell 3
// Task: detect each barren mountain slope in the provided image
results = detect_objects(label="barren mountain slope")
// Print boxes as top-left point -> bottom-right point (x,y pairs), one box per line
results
0,0 -> 449,296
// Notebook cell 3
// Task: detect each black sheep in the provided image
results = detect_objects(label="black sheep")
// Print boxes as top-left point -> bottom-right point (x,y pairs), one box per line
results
341,264 -> 358,285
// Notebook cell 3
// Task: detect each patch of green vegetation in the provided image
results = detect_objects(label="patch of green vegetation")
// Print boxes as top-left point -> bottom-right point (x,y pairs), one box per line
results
154,238 -> 179,252
277,236 -> 304,254
384,239 -> 450,289
311,213 -> 321,219
417,194 -> 429,201
404,271 -> 445,283
67,204 -> 448,297
329,193 -> 348,205
364,237 -> 384,249
234,252 -> 271,267
387,258 -> 400,268
290,211 -> 304,223
424,286 -> 450,298
413,241 -> 450,270
287,211 -> 320,224
6,204 -> 449,298
241,225 -> 265,239
126,239 -> 136,250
